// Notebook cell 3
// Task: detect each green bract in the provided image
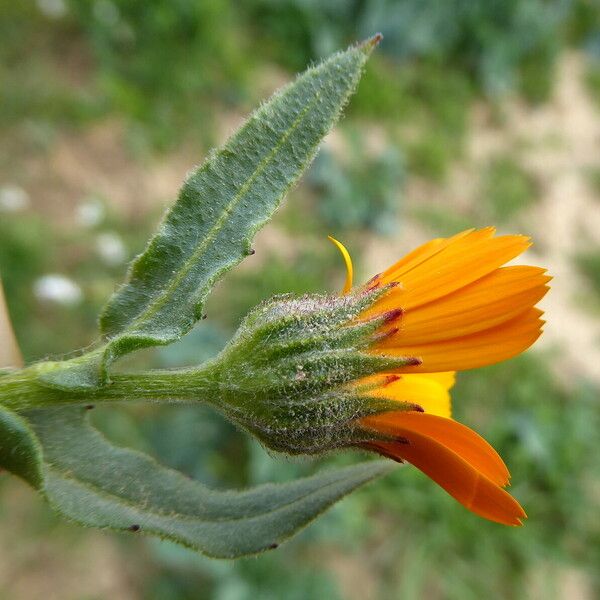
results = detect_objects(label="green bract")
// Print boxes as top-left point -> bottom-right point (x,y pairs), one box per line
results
207,289 -> 414,454
0,37 -> 399,557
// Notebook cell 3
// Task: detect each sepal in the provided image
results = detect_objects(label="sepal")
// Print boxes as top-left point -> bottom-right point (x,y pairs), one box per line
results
206,289 -> 417,455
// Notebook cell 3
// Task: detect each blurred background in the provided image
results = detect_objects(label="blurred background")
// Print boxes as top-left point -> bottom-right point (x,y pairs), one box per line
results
1,1 -> 600,598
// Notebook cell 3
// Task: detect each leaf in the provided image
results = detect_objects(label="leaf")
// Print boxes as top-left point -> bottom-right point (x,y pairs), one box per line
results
0,403 -> 43,488
41,37 -> 379,391
0,403 -> 394,558
101,40 -> 375,350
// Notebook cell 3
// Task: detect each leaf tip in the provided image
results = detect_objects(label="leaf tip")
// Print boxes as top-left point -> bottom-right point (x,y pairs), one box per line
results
361,33 -> 383,53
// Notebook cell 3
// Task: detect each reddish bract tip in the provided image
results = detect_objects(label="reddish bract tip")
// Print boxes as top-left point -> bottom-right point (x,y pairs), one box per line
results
362,33 -> 383,51
365,273 -> 381,290
370,33 -> 383,46
404,356 -> 423,367
382,308 -> 404,323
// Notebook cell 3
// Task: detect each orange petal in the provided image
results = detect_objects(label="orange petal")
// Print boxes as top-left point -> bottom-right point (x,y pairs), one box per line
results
379,229 -> 479,284
379,267 -> 550,345
362,412 -> 509,486
376,308 -> 544,373
363,229 -> 532,319
361,413 -> 525,525
399,231 -> 531,308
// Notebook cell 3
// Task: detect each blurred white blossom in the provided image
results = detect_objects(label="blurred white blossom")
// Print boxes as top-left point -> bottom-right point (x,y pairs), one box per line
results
34,275 -> 83,306
95,232 -> 126,265
76,198 -> 105,228
37,0 -> 67,19
0,185 -> 30,212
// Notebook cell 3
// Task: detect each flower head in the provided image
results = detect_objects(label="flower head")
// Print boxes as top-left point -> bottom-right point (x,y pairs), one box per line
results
330,228 -> 550,525
209,228 -> 549,526
355,227 -> 548,372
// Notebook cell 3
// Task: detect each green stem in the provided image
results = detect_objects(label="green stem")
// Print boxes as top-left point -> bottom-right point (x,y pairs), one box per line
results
0,360 -> 220,411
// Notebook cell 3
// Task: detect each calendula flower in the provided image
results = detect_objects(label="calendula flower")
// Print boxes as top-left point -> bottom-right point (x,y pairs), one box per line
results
329,228 -> 550,525
188,228 -> 548,527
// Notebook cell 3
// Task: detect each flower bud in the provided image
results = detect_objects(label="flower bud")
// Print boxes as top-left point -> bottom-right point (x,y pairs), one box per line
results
208,287 -> 418,454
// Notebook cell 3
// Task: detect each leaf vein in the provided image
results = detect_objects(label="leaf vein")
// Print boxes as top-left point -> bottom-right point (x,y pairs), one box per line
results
44,462 -> 386,524
120,92 -> 321,337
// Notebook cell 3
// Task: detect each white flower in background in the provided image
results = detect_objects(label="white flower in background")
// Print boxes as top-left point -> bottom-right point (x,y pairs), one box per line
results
0,185 -> 30,212
34,275 -> 83,307
96,232 -> 126,266
76,198 -> 105,228
37,0 -> 67,19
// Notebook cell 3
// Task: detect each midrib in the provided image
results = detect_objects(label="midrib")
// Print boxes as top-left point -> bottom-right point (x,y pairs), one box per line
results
123,87 -> 325,335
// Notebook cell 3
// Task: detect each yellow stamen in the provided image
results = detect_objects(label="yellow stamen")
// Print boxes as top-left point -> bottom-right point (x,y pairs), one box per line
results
328,235 -> 353,294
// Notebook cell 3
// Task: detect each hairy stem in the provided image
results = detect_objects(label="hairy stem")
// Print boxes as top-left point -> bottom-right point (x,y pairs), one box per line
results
0,360 -> 220,411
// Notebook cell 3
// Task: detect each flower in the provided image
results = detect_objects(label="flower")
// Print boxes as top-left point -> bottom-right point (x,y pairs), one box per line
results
193,228 -> 548,526
329,228 -> 550,525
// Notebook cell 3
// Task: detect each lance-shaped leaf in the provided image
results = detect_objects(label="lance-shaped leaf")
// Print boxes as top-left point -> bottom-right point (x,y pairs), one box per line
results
0,404 -> 394,558
41,37 -> 379,391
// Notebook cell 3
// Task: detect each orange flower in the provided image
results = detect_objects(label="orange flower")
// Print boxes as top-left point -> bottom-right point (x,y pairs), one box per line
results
329,228 -> 551,526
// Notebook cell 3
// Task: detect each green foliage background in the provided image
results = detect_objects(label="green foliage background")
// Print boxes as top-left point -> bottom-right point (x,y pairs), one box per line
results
1,1 -> 599,598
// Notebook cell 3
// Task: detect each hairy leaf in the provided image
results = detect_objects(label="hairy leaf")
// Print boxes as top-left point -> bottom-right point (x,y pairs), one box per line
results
0,403 -> 393,557
38,38 -> 376,391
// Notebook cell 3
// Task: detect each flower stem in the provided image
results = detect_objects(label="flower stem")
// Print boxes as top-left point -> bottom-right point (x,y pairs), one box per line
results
0,360 -> 220,411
